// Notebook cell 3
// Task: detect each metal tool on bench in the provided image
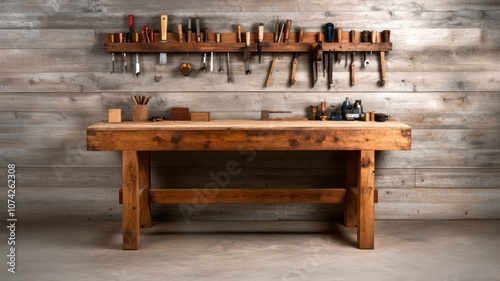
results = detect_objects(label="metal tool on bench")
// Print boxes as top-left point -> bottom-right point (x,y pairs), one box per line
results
159,15 -> 168,65
361,30 -> 370,67
341,97 -> 363,121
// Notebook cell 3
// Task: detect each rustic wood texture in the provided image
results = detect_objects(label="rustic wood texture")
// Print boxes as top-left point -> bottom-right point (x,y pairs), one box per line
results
0,0 -> 499,221
121,151 -> 140,250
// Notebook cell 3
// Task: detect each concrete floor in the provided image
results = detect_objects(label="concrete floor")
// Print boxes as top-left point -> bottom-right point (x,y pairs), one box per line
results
1,220 -> 499,281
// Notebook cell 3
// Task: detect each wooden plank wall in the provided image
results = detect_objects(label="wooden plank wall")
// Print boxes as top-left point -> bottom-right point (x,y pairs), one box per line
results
0,0 -> 499,221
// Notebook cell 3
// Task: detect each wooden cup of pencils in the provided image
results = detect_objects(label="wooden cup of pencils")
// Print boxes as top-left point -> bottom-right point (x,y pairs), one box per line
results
131,96 -> 151,122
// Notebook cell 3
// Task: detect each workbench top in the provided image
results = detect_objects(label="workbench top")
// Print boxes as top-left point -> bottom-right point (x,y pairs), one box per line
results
87,119 -> 411,131
87,120 -> 411,152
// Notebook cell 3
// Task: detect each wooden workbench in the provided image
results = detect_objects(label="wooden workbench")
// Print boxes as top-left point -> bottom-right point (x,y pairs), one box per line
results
87,120 -> 411,250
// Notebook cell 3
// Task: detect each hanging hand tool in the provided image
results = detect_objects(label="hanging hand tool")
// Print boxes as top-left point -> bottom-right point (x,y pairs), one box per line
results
361,30 -> 370,67
336,27 -> 342,64
187,18 -> 192,43
159,15 -> 168,65
237,25 -> 242,43
196,18 -> 201,43
258,23 -> 264,64
110,34 -> 115,73
216,33 -> 223,72
200,28 -> 208,72
180,23 -> 192,76
207,28 -> 213,72
244,32 -> 251,74
266,20 -> 285,87
325,23 -> 334,89
290,28 -> 303,86
226,52 -> 232,83
142,25 -> 152,43
350,30 -> 356,86
134,33 -> 140,77
119,33 -> 127,73
378,30 -> 390,86
312,37 -> 322,87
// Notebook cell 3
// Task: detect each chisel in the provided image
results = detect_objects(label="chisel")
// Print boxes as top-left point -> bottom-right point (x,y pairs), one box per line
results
258,23 -> 264,64
244,32 -> 251,74
217,33 -> 223,72
350,30 -> 356,87
135,33 -> 140,77
159,15 -> 168,65
325,23 -> 334,89
266,21 -> 285,87
119,33 -> 127,73
336,27 -> 342,64
110,34 -> 115,74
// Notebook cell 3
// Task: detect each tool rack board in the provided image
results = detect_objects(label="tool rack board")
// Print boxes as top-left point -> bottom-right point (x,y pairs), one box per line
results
104,31 -> 392,53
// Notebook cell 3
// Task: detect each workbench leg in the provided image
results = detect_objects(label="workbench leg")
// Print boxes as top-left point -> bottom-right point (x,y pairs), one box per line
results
344,151 -> 359,228
138,151 -> 152,228
357,150 -> 375,249
122,151 -> 140,250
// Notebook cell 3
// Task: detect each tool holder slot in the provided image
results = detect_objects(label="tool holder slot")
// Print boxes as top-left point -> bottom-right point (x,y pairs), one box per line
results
104,30 -> 392,54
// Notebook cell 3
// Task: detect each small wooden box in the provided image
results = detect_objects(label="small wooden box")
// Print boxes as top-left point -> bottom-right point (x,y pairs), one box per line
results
191,112 -> 210,122
108,109 -> 121,123
170,107 -> 191,121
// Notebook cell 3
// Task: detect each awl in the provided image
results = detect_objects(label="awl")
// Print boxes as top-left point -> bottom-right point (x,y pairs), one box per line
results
159,15 -> 168,65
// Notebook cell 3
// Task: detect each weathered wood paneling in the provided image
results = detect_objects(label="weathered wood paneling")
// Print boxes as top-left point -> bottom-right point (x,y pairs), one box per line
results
0,0 -> 499,220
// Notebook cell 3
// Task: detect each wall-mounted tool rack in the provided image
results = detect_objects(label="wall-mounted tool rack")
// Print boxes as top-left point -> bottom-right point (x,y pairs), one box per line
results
104,31 -> 392,53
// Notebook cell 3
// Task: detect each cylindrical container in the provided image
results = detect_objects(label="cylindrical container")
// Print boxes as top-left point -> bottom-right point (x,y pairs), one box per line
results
132,105 -> 148,121
310,105 -> 318,120
369,111 -> 375,122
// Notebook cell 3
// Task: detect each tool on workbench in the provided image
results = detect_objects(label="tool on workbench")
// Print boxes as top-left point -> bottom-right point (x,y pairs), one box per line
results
216,33 -> 223,72
159,15 -> 168,65
201,28 -> 208,72
290,28 -> 304,86
312,39 -> 322,87
361,30 -> 370,67
341,97 -> 363,121
320,101 -> 327,121
379,30 -> 390,86
258,23 -> 264,64
110,34 -> 115,74
350,30 -> 356,87
325,23 -> 334,89
266,20 -> 285,87
119,33 -> 127,73
244,32 -> 251,74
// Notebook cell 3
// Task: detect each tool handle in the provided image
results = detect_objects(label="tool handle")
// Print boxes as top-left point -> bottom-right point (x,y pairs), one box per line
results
216,33 -> 221,43
119,32 -> 123,43
177,24 -> 183,42
379,51 -> 386,85
382,30 -> 391,42
336,27 -> 342,42
150,29 -> 154,43
237,25 -> 241,43
265,56 -> 277,87
245,32 -> 250,47
110,34 -> 115,43
258,23 -> 264,42
297,28 -> 304,42
196,17 -> 200,42
128,15 -> 134,33
371,30 -> 377,43
284,20 -> 292,43
325,23 -> 334,42
161,15 -> 168,41
187,29 -> 192,43
290,57 -> 297,85
361,30 -> 370,42
134,33 -> 139,42
274,21 -> 279,42
204,28 -> 208,43
350,30 -> 355,43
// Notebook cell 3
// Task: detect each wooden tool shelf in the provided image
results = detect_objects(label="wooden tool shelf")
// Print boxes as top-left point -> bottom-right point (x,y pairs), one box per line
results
104,30 -> 392,54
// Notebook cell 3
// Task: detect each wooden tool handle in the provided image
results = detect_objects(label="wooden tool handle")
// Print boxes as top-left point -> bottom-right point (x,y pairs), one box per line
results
290,57 -> 297,85
284,20 -> 292,43
177,24 -> 183,42
371,30 -> 377,44
204,28 -> 208,43
265,55 -> 277,87
161,15 -> 168,41
134,33 -> 139,42
350,30 -> 355,43
382,30 -> 391,42
379,51 -> 386,86
336,27 -> 342,42
258,23 -> 264,42
237,25 -> 242,43
298,28 -> 304,42
187,29 -> 192,43
245,32 -> 250,47
110,34 -> 115,43
216,33 -> 221,43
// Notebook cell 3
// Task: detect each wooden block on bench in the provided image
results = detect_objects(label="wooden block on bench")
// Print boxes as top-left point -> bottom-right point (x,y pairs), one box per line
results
191,112 -> 210,122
